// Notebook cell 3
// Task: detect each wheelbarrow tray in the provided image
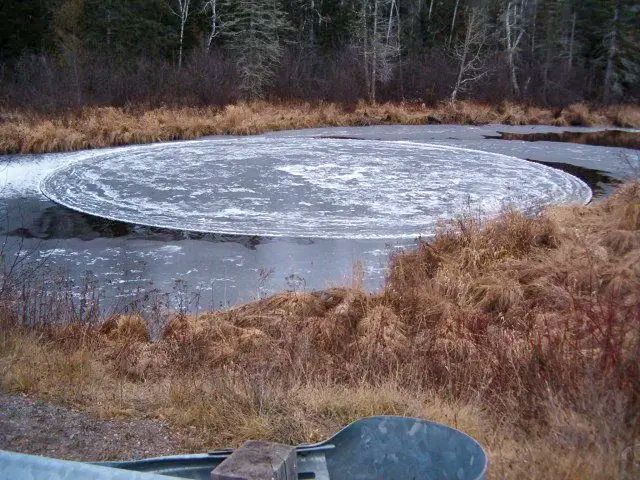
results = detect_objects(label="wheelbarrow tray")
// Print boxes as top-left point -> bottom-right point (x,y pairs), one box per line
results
101,415 -> 487,480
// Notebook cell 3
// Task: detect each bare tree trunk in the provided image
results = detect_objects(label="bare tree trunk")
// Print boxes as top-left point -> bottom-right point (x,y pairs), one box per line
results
428,0 -> 435,22
362,1 -> 371,100
447,0 -> 460,48
507,51 -> 520,96
530,0 -> 537,55
106,8 -> 112,47
603,0 -> 620,104
394,0 -> 403,99
567,11 -> 576,72
371,0 -> 379,103
504,0 -> 524,97
203,0 -> 219,52
179,19 -> 185,67
308,0 -> 317,44
450,8 -> 487,104
451,13 -> 472,103
385,0 -> 402,98
169,0 -> 192,68
386,0 -> 395,43
505,6 -> 517,96
358,0 -> 398,103
451,44 -> 468,104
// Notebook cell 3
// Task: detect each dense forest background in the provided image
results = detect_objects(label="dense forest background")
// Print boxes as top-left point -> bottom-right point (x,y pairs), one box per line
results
1,0 -> 638,112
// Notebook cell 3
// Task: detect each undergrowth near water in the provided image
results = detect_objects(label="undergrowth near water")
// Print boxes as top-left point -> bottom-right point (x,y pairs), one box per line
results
1,182 -> 639,478
1,101 -> 639,154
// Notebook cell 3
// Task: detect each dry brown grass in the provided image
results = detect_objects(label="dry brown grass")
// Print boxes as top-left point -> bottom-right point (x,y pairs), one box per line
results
2,183 -> 640,478
1,101 -> 638,154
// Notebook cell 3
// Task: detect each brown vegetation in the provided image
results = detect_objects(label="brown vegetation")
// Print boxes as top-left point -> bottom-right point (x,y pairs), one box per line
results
1,182 -> 640,478
1,101 -> 639,155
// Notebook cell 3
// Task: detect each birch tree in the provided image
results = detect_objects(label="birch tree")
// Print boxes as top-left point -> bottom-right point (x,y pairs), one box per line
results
202,0 -> 220,52
503,0 -> 527,97
447,0 -> 461,48
450,8 -> 489,103
168,0 -> 192,68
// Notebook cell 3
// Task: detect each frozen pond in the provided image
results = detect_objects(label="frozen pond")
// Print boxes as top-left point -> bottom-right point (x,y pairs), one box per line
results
40,137 -> 590,239
1,124 -> 638,313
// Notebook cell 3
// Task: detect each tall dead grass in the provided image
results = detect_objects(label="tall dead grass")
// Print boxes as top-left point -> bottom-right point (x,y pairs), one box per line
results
1,182 -> 640,478
1,101 -> 638,154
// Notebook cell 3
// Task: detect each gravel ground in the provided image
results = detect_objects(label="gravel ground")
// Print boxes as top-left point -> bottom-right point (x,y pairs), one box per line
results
0,392 -> 186,461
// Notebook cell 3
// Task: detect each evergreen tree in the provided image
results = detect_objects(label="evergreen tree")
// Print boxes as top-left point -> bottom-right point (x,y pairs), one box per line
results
82,0 -> 175,62
219,0 -> 291,97
0,0 -> 54,61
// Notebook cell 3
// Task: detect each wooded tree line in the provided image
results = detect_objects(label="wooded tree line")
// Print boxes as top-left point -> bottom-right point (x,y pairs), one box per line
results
1,0 -> 638,111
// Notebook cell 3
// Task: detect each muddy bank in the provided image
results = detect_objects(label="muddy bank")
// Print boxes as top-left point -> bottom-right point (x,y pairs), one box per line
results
485,129 -> 640,150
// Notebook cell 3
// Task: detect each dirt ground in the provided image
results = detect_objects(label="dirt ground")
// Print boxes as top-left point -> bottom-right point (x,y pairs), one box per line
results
0,392 -> 186,461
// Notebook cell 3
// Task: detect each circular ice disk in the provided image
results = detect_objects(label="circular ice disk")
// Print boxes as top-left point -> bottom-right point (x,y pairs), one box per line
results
40,137 -> 591,239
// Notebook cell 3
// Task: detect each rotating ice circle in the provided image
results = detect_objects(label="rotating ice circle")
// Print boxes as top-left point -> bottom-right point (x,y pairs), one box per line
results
40,137 -> 591,239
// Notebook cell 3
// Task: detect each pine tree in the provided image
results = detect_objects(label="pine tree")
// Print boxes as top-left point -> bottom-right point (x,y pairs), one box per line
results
0,0 -> 54,61
220,0 -> 292,97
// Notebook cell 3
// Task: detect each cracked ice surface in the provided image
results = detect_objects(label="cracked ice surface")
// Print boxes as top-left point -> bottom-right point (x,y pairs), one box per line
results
40,137 -> 591,239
